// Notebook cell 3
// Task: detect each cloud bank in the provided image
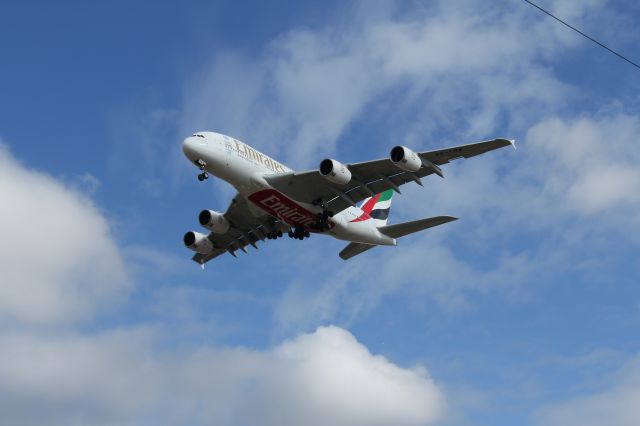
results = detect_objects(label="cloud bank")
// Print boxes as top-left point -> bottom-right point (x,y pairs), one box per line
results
0,145 -> 129,325
0,327 -> 444,426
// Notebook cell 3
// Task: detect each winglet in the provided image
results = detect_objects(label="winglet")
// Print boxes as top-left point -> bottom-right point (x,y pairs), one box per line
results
509,139 -> 516,150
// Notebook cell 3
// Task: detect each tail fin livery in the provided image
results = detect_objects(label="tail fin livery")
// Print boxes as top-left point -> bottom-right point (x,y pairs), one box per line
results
359,189 -> 393,226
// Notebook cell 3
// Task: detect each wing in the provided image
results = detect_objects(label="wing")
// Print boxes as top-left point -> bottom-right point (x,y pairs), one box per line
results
264,138 -> 514,214
192,193 -> 289,265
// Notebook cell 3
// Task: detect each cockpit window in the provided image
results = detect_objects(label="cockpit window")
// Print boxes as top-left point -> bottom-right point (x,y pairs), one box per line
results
191,133 -> 205,138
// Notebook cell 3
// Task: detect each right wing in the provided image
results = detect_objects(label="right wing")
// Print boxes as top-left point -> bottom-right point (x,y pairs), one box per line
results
192,193 -> 289,265
264,138 -> 514,216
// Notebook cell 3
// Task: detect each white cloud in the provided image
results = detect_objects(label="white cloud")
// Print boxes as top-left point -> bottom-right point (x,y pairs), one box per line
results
0,144 -> 129,325
525,114 -> 640,216
536,355 -> 640,426
0,326 -> 445,426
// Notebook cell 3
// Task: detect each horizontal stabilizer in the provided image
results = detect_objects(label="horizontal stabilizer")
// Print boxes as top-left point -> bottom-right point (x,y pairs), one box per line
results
339,216 -> 458,260
378,216 -> 458,239
339,242 -> 376,260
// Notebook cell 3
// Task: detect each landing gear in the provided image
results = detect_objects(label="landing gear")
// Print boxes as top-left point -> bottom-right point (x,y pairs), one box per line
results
266,230 -> 283,240
312,210 -> 334,231
195,159 -> 208,182
289,227 -> 310,240
310,199 -> 334,231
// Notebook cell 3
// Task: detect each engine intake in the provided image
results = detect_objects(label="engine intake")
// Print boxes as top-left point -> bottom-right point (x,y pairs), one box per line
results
183,231 -> 214,254
319,158 -> 352,185
198,210 -> 230,234
390,145 -> 422,172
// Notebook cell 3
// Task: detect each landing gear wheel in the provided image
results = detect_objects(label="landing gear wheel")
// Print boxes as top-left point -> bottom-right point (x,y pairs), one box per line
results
291,227 -> 310,240
197,172 -> 209,181
197,174 -> 204,182
267,231 -> 282,240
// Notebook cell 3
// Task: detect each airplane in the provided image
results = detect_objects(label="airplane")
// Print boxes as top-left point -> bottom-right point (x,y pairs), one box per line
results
181,132 -> 514,266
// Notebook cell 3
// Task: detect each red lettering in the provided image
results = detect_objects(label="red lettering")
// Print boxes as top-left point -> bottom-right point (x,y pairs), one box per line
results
250,189 -> 328,229
260,195 -> 280,207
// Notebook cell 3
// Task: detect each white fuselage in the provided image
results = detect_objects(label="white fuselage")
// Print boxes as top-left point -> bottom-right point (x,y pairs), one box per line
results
182,131 -> 396,246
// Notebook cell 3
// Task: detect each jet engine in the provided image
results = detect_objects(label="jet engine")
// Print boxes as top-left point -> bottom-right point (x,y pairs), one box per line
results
319,158 -> 352,185
390,146 -> 422,172
198,210 -> 230,234
183,231 -> 214,254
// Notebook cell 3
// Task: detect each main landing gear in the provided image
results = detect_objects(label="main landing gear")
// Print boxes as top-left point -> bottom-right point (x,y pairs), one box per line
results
266,230 -> 283,240
288,227 -> 310,240
310,199 -> 334,231
197,172 -> 209,181
312,210 -> 333,231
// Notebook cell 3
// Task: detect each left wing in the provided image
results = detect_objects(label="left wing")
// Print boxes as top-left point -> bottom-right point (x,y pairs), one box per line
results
192,193 -> 289,265
264,138 -> 514,215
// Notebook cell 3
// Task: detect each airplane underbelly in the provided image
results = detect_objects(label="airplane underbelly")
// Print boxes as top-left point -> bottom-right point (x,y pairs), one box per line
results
247,188 -> 326,229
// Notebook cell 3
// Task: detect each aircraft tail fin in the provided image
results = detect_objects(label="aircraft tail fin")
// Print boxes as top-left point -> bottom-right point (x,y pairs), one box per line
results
378,216 -> 458,239
359,189 -> 393,226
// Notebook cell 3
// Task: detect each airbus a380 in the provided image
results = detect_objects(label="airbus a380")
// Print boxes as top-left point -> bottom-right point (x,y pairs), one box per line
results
181,132 -> 514,266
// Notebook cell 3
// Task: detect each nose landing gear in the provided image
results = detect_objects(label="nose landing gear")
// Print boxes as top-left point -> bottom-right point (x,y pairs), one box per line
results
194,159 -> 208,182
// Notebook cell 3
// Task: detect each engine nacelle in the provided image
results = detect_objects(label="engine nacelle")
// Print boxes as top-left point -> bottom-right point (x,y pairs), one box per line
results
198,210 -> 230,234
319,158 -> 352,185
183,231 -> 214,254
390,145 -> 422,172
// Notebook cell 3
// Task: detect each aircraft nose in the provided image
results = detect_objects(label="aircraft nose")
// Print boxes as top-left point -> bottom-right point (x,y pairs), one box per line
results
182,136 -> 198,160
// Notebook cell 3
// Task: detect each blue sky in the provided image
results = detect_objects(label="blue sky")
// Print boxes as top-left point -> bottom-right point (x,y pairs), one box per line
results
1,1 -> 639,425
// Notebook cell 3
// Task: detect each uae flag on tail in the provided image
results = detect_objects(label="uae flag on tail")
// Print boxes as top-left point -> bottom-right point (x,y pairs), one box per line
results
360,189 -> 393,226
